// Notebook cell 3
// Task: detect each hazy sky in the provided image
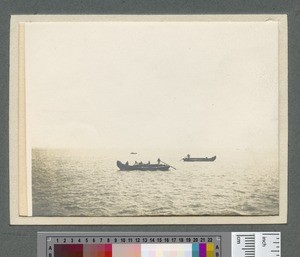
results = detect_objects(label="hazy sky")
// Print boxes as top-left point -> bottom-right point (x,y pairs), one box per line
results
25,21 -> 279,156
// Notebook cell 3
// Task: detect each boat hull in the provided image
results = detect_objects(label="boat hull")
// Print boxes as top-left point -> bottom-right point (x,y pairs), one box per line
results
117,161 -> 170,171
183,156 -> 216,162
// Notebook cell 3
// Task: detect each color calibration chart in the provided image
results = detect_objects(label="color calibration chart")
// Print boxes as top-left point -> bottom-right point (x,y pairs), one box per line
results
38,232 -> 280,257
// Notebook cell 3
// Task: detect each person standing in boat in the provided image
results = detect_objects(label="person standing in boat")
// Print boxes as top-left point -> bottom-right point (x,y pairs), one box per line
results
157,158 -> 161,164
187,154 -> 190,159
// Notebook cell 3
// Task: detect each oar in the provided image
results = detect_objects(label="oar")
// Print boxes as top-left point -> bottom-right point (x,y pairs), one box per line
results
161,160 -> 176,170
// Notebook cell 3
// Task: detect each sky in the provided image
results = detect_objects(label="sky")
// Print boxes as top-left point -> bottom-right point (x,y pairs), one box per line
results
25,21 -> 279,159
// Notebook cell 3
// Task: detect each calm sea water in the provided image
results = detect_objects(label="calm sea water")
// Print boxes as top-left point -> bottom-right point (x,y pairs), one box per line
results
32,149 -> 279,216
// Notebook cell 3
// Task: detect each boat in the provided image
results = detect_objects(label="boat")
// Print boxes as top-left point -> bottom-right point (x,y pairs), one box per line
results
130,152 -> 137,154
116,161 -> 170,171
183,155 -> 216,162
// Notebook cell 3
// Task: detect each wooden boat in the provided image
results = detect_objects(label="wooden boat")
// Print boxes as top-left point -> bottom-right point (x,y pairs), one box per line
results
183,156 -> 216,162
116,161 -> 170,171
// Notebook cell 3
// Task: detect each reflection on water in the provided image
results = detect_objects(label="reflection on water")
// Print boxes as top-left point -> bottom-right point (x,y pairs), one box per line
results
32,149 -> 279,216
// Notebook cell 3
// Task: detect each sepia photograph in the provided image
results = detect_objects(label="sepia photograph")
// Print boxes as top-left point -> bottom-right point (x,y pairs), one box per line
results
9,15 -> 288,224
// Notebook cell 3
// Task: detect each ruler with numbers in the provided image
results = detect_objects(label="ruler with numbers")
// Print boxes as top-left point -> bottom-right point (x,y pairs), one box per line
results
38,232 -> 280,257
232,232 -> 281,257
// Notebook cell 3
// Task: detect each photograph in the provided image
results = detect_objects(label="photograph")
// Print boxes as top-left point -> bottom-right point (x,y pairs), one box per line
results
9,15 -> 288,224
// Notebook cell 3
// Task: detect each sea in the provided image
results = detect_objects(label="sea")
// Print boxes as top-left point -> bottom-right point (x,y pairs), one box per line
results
32,148 -> 279,216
